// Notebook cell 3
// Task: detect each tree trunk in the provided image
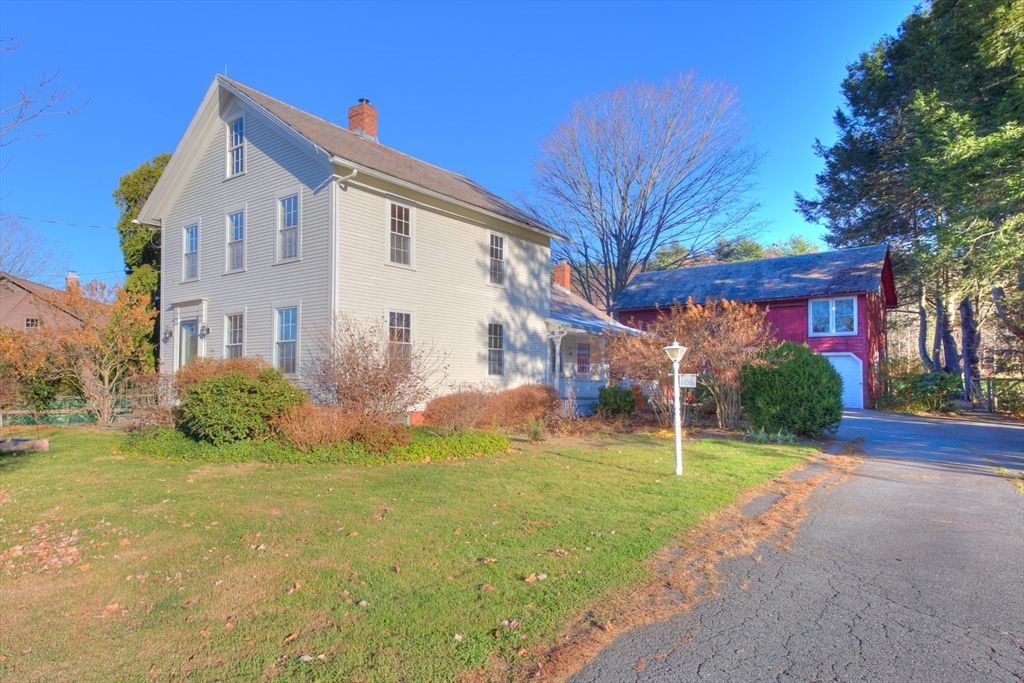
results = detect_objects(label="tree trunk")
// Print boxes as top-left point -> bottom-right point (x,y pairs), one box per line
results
941,298 -> 960,375
992,285 -> 1024,341
918,285 -> 934,370
959,297 -> 980,401
932,294 -> 943,371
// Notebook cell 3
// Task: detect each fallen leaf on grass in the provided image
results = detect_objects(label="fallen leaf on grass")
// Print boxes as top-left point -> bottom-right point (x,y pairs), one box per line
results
479,584 -> 496,592
394,565 -> 401,574
479,557 -> 497,564
283,633 -> 298,644
186,478 -> 194,483
524,574 -> 537,583
453,529 -> 461,535
119,539 -> 130,547
317,654 -> 326,660
346,531 -> 358,538
224,622 -> 234,632
200,630 -> 211,638
599,622 -> 613,633
78,562 -> 91,572
358,600 -> 369,607
454,634 -> 463,642
300,654 -> 314,662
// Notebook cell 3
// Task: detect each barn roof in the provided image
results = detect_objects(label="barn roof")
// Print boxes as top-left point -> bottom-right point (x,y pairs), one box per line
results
611,244 -> 895,311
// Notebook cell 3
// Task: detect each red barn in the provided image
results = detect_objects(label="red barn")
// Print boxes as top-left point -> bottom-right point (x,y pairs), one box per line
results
610,245 -> 898,409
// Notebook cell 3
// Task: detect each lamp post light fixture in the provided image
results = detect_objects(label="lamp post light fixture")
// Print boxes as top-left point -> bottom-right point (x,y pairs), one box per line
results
663,340 -> 688,476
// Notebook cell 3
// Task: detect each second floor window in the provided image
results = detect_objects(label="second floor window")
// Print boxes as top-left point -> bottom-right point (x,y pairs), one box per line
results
489,234 -> 505,285
225,314 -> 243,358
810,297 -> 856,335
279,195 -> 299,260
276,307 -> 297,374
388,312 -> 412,372
488,323 -> 504,376
227,211 -> 244,271
184,224 -> 199,280
228,117 -> 244,176
390,203 -> 411,265
577,342 -> 591,374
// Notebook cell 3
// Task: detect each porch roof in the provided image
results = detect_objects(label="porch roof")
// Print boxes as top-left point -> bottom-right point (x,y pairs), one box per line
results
547,285 -> 637,336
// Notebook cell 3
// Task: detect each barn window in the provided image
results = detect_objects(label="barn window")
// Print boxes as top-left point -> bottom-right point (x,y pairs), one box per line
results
808,297 -> 857,336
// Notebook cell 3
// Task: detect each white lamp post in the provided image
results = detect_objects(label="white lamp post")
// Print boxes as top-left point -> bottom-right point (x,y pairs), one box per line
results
663,340 -> 688,476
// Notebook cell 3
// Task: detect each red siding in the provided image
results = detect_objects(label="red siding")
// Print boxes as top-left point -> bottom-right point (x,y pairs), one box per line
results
616,292 -> 885,407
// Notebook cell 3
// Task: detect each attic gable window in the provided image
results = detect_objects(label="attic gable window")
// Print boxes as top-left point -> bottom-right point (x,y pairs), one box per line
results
809,297 -> 857,336
228,117 -> 245,176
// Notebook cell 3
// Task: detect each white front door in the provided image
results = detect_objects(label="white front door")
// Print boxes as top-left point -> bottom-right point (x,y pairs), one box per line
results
825,353 -> 864,409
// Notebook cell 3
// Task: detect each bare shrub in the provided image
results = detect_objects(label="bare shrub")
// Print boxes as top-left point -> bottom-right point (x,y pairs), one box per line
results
173,356 -> 271,398
353,418 -> 413,455
423,383 -> 493,436
305,315 -> 449,420
275,404 -> 363,453
605,298 -> 773,429
476,384 -> 561,429
124,372 -> 174,429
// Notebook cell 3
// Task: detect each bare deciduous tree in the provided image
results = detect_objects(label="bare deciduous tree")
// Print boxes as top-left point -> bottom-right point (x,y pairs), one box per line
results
528,71 -> 762,310
0,215 -> 68,281
1,36 -> 86,169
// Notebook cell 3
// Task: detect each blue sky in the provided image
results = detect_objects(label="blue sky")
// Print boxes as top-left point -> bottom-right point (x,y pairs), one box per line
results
0,0 -> 912,286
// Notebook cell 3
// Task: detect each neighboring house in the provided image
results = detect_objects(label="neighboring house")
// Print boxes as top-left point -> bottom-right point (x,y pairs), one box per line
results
136,76 -> 628,415
0,271 -> 81,332
611,245 -> 898,409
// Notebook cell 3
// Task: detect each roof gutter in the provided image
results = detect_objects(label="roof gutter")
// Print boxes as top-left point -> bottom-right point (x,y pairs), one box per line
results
328,155 -> 565,242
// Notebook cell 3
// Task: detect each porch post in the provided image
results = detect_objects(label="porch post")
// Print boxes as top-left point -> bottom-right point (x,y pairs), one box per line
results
553,334 -> 564,397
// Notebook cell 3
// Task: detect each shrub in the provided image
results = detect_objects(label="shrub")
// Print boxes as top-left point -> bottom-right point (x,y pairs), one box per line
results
352,418 -> 413,455
878,359 -> 963,413
597,385 -> 637,415
741,342 -> 842,438
304,314 -> 448,420
475,384 -> 561,429
275,403 -> 365,453
125,425 -> 510,466
423,386 -> 492,436
173,356 -> 271,398
177,369 -> 306,445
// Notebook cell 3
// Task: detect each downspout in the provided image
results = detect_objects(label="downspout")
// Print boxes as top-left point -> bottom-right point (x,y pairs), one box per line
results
328,169 -> 357,323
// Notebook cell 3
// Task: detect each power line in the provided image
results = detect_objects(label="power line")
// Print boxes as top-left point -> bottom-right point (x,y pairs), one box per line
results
1,213 -> 158,232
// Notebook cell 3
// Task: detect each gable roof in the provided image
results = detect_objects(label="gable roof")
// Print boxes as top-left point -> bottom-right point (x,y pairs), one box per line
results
611,244 -> 897,311
215,77 -> 558,238
548,284 -> 637,335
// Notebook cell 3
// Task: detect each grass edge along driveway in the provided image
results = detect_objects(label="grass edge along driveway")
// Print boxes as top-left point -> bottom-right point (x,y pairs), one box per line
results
0,427 -> 816,682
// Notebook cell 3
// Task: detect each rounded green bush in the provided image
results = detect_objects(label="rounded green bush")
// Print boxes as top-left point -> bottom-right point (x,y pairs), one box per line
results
597,385 -> 637,415
741,342 -> 843,438
177,369 -> 306,445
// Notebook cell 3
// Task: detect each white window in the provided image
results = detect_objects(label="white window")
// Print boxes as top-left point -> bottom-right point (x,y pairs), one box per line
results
488,323 -> 504,376
227,211 -> 245,271
225,314 -> 243,358
279,194 -> 299,260
489,234 -> 505,285
389,203 -> 411,266
25,318 -> 40,332
276,307 -> 297,373
183,224 -> 199,280
577,342 -> 591,374
388,311 -> 412,372
809,297 -> 857,336
228,117 -> 244,176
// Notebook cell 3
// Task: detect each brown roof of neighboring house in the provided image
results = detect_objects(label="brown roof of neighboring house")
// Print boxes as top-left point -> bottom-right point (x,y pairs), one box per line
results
219,77 -> 559,238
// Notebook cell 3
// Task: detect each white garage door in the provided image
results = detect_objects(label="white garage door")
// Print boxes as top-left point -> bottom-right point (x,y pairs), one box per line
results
825,354 -> 864,409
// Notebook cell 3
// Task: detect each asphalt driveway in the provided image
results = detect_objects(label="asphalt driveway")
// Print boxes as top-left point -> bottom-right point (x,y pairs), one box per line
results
570,410 -> 1024,682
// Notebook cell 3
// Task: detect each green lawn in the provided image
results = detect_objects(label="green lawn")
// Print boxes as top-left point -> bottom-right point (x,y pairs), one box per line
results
0,427 -> 816,682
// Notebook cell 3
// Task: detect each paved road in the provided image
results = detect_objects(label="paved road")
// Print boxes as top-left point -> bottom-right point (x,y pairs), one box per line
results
571,411 -> 1024,682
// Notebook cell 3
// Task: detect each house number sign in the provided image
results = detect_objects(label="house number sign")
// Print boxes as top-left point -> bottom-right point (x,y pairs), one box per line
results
680,374 -> 697,388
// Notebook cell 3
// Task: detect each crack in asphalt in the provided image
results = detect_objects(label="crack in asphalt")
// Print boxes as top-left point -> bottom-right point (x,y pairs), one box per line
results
568,415 -> 1024,683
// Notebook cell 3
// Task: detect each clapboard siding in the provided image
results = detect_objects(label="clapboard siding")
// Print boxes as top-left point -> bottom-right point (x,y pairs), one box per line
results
160,95 -> 332,375
335,178 -> 551,391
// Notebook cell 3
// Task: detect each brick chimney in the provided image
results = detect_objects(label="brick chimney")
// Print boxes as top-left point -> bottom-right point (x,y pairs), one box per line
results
553,260 -> 571,291
65,271 -> 80,292
348,98 -> 378,142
